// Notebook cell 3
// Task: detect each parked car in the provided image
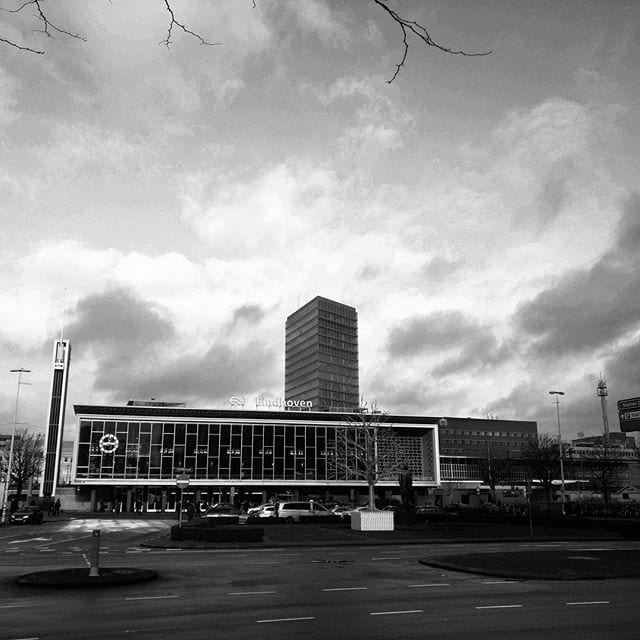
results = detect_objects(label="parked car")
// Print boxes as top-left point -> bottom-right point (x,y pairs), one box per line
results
276,501 -> 331,523
10,506 -> 44,525
255,504 -> 277,518
331,505 -> 354,520
203,505 -> 243,518
247,503 -> 270,516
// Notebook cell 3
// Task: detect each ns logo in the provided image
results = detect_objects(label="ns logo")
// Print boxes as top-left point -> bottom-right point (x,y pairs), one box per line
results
228,396 -> 246,407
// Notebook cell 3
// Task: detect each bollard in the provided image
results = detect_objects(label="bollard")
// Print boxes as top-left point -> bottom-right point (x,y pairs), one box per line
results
89,529 -> 100,577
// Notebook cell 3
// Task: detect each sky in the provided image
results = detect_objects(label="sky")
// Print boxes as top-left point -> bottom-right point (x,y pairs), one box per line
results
1,0 -> 639,446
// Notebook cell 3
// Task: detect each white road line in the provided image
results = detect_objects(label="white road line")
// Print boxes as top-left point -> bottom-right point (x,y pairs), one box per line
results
482,581 -> 518,584
476,605 -> 523,610
408,583 -> 451,588
124,595 -> 179,601
276,553 -> 303,556
322,587 -> 368,592
0,604 -> 27,609
229,591 -> 277,595
371,557 -> 403,561
246,561 -> 279,565
566,601 -> 610,606
257,617 -> 315,624
370,610 -> 423,616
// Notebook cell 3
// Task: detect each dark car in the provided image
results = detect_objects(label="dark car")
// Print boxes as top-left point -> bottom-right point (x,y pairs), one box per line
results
10,506 -> 44,525
203,505 -> 243,518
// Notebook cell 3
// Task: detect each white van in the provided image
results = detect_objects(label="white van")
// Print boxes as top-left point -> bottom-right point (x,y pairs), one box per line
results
276,501 -> 330,523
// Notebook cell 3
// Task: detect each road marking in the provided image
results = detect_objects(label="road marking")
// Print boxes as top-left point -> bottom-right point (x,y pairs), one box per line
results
482,581 -> 518,584
566,601 -> 610,606
370,610 -> 423,616
322,587 -> 368,592
408,583 -> 450,588
476,605 -> 523,610
257,617 -> 315,624
229,591 -> 277,595
0,604 -> 27,609
371,557 -> 403,561
246,561 -> 279,565
276,553 -> 303,556
124,595 -> 179,601
9,538 -> 51,544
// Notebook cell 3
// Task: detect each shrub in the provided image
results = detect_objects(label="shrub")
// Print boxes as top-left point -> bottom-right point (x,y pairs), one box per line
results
298,515 -> 342,524
195,517 -> 240,527
171,525 -> 263,543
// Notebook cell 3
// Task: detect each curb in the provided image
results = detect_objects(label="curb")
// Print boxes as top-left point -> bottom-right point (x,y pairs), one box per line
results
16,567 -> 158,588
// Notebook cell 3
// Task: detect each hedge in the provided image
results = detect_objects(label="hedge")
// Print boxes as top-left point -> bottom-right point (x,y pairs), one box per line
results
171,525 -> 264,543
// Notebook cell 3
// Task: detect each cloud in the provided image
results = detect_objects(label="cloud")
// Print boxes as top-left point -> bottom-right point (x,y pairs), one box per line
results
227,304 -> 267,332
285,0 -> 351,47
386,311 -> 480,358
63,286 -> 279,404
514,193 -> 640,357
432,333 -> 511,378
66,286 -> 175,348
0,67 -> 20,127
96,341 -> 278,406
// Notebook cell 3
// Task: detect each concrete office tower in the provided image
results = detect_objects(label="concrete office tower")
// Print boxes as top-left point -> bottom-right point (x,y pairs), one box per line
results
40,338 -> 71,497
285,296 -> 359,412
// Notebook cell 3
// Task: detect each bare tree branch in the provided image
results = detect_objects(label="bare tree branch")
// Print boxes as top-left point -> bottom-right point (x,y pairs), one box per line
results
159,0 -> 221,48
373,0 -> 492,83
0,33 -> 42,53
1,0 -> 491,83
0,0 -> 86,53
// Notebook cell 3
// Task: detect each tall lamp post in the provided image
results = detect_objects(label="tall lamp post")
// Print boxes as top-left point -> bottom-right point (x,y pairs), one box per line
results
549,390 -> 566,516
1,368 -> 31,524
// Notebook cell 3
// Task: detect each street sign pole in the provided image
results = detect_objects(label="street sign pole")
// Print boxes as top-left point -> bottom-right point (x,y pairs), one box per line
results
175,474 -> 190,527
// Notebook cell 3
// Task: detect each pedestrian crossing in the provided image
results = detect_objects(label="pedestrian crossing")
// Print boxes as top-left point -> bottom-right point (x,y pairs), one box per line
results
59,518 -> 171,532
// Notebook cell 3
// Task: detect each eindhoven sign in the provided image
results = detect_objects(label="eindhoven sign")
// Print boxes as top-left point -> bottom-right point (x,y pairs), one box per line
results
228,395 -> 313,409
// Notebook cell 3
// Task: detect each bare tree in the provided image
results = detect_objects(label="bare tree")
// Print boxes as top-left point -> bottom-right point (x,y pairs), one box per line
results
580,435 -> 629,505
1,1 -> 490,82
521,433 -> 563,501
0,427 -> 44,499
331,404 -> 405,509
481,447 -> 514,503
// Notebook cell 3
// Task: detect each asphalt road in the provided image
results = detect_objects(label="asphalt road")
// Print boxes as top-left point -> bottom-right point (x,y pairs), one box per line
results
1,518 -> 639,640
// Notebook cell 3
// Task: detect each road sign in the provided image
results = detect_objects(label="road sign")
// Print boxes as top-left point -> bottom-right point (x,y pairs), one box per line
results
175,474 -> 190,489
618,397 -> 640,411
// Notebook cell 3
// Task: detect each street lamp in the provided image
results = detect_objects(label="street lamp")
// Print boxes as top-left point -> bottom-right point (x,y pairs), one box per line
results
549,390 -> 566,516
1,368 -> 31,524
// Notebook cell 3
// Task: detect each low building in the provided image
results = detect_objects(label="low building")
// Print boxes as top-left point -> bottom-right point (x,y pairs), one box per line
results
70,402 -> 441,512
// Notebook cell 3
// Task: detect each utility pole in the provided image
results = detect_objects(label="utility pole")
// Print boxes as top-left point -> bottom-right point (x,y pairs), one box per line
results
1,368 -> 31,523
549,391 -> 566,516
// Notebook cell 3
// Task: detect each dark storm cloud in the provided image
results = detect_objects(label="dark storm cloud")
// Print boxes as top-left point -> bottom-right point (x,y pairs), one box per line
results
95,341 -> 278,404
515,193 -> 640,357
386,311 -> 509,376
65,286 -> 175,348
432,333 -> 511,377
229,304 -> 265,328
421,257 -> 464,282
386,311 -> 477,357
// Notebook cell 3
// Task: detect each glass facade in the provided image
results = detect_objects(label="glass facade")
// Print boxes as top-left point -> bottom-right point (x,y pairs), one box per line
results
74,417 -> 437,484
